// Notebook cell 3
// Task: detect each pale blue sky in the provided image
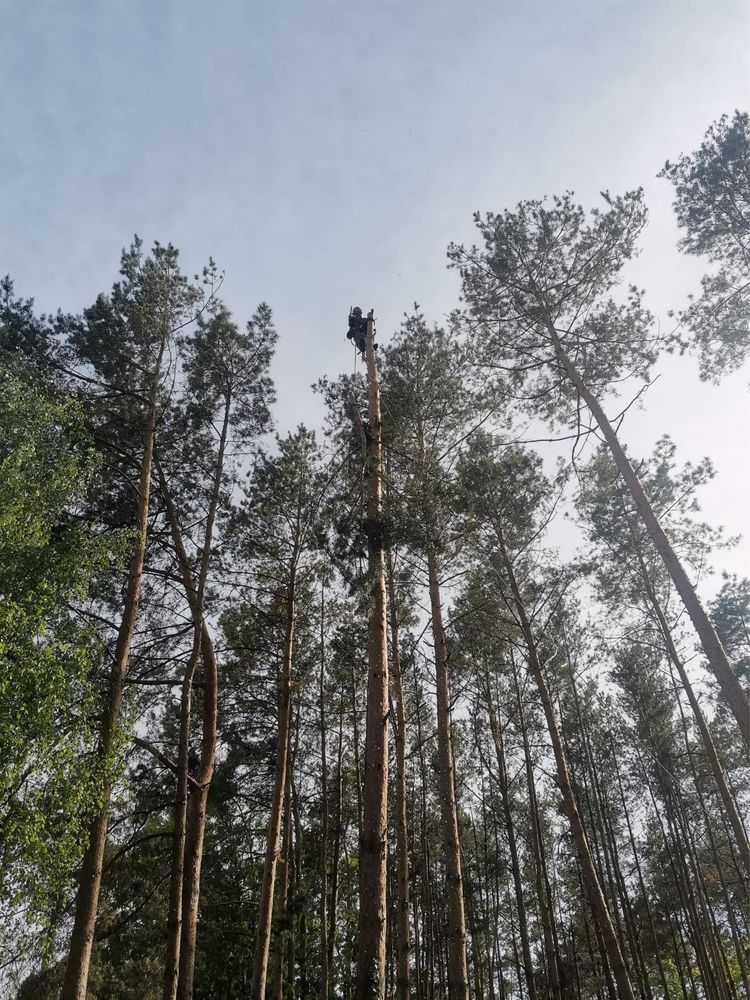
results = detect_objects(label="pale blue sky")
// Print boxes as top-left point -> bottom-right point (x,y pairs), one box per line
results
1,0 -> 748,582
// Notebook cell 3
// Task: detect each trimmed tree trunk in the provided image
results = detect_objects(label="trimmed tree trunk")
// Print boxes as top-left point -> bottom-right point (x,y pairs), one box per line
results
61,333 -> 166,1000
426,546 -> 470,1000
386,547 -> 411,1000
355,310 -> 390,1000
494,526 -> 636,1000
548,324 -> 749,742
251,567 -> 297,1000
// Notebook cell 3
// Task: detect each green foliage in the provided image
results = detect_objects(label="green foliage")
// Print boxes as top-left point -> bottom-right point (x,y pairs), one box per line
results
450,190 -> 659,423
0,372 -> 121,919
661,110 -> 750,380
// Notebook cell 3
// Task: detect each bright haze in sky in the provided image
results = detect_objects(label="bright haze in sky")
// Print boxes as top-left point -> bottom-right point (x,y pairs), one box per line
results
2,0 -> 748,588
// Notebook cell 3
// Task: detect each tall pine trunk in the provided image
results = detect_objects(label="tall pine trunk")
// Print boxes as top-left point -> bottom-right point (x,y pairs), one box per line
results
319,585 -> 330,1000
355,310 -> 390,1000
61,333 -> 166,1000
386,547 -> 411,1000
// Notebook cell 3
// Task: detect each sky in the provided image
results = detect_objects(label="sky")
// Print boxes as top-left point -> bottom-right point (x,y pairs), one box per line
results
1,0 -> 748,588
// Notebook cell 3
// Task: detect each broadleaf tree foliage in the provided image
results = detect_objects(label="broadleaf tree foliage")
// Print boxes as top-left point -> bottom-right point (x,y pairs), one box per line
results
0,110 -> 748,1000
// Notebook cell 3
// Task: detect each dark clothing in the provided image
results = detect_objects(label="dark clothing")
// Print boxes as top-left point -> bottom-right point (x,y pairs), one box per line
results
347,311 -> 368,355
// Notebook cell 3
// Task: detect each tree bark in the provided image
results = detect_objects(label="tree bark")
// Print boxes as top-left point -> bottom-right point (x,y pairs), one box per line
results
61,332 -> 166,1000
355,310 -> 390,1000
272,769 -> 293,1000
548,324 -> 749,742
385,547 -> 411,1000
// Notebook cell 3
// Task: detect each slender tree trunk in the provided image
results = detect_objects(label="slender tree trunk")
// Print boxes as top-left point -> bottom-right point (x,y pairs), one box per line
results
355,310 -> 390,1000
175,632 -> 218,999
162,635 -> 200,1000
635,551 -> 750,873
613,760 -> 673,1000
292,776 -> 307,1000
494,528 -> 636,1000
320,586 -> 330,1000
251,567 -> 297,1000
272,769 -> 293,1000
61,334 -> 166,1000
426,547 -> 470,1000
328,696 -> 345,991
385,547 -> 411,1000
485,688 -> 537,1000
548,325 -> 749,741
511,660 -> 562,1000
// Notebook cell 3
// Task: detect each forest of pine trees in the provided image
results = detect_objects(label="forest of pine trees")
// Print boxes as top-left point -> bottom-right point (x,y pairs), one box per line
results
0,110 -> 747,1000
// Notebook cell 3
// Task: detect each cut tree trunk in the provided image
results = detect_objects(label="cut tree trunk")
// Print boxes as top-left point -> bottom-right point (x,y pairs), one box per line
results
355,310 -> 390,1000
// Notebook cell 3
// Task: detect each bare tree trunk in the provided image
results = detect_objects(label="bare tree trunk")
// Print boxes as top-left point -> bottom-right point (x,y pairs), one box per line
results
427,547 -> 470,1000
494,528 -> 636,1000
61,334 -> 166,1000
548,325 -> 749,742
251,568 -> 297,1000
355,310 -> 390,1000
386,547 -> 411,1000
